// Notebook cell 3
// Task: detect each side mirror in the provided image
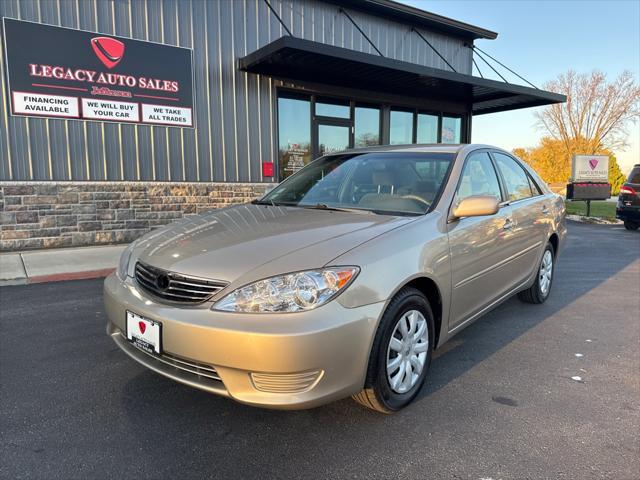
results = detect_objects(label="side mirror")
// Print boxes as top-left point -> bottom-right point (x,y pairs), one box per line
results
451,195 -> 499,220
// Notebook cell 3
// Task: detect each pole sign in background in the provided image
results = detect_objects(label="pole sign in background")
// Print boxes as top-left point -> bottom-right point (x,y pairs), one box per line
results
571,154 -> 609,182
2,18 -> 194,128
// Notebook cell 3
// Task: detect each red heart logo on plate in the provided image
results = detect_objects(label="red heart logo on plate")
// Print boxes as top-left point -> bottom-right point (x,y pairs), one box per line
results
589,158 -> 598,170
138,321 -> 146,334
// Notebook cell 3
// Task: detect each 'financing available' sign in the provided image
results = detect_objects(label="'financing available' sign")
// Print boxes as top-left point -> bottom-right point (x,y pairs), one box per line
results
571,154 -> 609,182
2,18 -> 194,128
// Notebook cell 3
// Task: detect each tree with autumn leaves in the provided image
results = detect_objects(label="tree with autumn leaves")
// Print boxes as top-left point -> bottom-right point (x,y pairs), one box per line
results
513,70 -> 639,194
513,137 -> 626,193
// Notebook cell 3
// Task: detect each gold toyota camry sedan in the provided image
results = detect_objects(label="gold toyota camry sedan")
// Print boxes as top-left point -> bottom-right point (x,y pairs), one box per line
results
104,144 -> 566,413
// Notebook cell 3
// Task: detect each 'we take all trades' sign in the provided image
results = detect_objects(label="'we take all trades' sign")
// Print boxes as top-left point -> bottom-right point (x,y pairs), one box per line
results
2,18 -> 194,128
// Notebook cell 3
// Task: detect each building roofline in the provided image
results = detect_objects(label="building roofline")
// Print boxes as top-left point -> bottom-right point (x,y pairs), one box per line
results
326,0 -> 498,40
239,36 -> 566,115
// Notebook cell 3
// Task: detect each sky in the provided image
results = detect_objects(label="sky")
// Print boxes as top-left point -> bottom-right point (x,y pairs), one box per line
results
401,0 -> 640,174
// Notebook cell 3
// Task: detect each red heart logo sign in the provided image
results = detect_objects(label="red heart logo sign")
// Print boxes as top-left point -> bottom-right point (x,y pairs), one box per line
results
138,321 -> 146,335
91,37 -> 125,69
589,158 -> 599,170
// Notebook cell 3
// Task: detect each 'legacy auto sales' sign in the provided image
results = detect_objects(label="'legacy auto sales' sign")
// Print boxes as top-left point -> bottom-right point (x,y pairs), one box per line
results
2,18 -> 194,127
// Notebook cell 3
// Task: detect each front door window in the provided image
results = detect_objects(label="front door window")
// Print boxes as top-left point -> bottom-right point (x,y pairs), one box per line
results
318,124 -> 350,157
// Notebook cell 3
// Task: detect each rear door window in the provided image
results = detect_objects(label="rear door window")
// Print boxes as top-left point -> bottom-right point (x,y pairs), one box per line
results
493,152 -> 533,201
628,167 -> 640,184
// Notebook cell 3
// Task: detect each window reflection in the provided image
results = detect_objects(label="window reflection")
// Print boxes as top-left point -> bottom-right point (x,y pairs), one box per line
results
390,110 -> 413,144
316,100 -> 350,118
318,125 -> 350,156
417,113 -> 438,143
457,152 -> 502,201
493,152 -> 533,201
278,92 -> 469,181
354,106 -> 380,147
441,116 -> 461,144
278,96 -> 311,180
263,152 -> 455,215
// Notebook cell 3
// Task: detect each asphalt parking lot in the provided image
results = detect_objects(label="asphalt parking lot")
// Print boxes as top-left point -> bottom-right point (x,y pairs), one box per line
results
1,221 -> 638,480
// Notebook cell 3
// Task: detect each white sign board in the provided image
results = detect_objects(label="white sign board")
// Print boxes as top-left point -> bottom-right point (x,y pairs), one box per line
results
12,91 -> 79,118
81,98 -> 139,122
571,155 -> 609,182
141,104 -> 192,127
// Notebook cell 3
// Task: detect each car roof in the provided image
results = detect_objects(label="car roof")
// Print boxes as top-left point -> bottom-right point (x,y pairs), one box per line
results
329,143 -> 501,155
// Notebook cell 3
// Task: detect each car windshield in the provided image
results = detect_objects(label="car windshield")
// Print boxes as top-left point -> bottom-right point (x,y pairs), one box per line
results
259,152 -> 455,215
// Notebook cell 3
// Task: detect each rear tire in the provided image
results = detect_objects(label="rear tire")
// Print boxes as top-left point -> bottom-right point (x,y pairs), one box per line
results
518,242 -> 555,304
624,221 -> 639,231
352,287 -> 434,413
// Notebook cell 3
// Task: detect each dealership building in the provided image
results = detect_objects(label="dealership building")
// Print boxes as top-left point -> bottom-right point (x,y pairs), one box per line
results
0,0 -> 564,251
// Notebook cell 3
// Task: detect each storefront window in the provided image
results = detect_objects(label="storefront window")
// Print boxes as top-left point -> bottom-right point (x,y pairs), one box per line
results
315,99 -> 350,118
278,95 -> 311,179
390,110 -> 413,144
279,91 -> 466,179
318,124 -> 350,156
416,113 -> 438,143
441,116 -> 461,144
354,106 -> 380,147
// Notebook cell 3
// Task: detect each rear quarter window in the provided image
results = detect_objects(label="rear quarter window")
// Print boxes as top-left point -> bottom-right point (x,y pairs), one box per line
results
628,167 -> 640,184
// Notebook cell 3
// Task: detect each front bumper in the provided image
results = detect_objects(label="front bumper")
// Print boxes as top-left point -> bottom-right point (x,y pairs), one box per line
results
104,273 -> 384,409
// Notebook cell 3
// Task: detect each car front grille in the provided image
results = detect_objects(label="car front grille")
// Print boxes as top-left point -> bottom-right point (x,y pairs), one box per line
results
134,261 -> 227,304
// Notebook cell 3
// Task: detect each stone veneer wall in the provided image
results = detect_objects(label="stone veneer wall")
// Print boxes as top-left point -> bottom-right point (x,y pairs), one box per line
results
0,182 -> 268,251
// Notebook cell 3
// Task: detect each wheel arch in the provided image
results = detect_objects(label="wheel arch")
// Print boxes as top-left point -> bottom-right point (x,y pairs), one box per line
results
398,276 -> 444,349
548,232 -> 559,256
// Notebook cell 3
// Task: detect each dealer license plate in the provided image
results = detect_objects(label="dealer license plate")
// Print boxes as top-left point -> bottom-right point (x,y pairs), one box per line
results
126,311 -> 162,355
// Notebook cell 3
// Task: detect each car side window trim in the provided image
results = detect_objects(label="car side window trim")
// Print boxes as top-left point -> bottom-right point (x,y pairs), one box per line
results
487,152 -> 510,206
526,173 -> 543,197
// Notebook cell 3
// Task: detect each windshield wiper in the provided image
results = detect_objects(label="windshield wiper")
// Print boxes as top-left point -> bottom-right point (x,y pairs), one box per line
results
300,203 -> 376,214
251,199 -> 296,207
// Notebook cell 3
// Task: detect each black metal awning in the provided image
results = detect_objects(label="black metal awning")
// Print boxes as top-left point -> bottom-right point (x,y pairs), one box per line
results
238,37 -> 565,115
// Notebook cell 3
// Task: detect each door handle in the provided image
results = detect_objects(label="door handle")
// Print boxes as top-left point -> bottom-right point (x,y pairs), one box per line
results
503,218 -> 514,230
542,205 -> 549,214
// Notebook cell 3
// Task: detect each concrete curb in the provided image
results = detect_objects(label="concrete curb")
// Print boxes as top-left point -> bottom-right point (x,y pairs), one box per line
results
0,268 -> 114,287
0,245 -> 124,287
28,268 -> 115,285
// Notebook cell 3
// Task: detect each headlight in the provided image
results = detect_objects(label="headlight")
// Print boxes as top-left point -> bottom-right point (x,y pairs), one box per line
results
212,267 -> 359,313
116,243 -> 134,281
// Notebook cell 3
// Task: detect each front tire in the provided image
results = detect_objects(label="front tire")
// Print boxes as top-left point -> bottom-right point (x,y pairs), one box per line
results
624,220 -> 639,231
352,287 -> 434,413
518,242 -> 555,304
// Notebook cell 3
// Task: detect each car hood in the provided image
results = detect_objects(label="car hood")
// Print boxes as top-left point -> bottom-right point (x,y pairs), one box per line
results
132,204 -> 415,283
